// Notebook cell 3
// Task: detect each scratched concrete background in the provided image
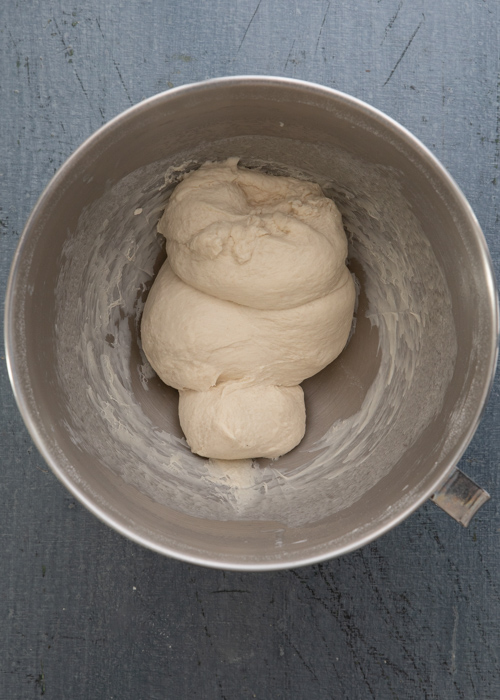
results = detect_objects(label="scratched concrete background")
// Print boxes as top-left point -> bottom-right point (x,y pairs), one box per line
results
1,1 -> 500,698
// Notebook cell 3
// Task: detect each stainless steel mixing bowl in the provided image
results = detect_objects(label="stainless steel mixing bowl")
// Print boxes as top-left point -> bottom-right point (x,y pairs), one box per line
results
5,77 -> 498,570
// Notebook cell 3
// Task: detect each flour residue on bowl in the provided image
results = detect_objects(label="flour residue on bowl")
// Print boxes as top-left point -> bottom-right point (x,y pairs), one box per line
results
54,138 -> 457,527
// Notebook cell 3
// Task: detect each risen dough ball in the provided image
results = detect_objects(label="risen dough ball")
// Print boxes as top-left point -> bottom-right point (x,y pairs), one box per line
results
159,158 -> 350,310
141,261 -> 355,392
179,384 -> 306,460
141,159 -> 355,460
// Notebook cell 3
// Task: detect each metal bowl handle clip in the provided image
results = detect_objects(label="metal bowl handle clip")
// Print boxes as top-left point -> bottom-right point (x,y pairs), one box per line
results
431,468 -> 490,527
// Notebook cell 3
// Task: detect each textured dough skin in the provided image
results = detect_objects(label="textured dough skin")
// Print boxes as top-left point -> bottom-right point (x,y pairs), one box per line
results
141,262 -> 355,392
159,158 -> 350,310
179,384 -> 306,460
141,159 -> 355,460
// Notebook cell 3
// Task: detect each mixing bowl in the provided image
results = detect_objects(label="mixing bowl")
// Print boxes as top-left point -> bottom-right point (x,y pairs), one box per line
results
5,77 -> 498,570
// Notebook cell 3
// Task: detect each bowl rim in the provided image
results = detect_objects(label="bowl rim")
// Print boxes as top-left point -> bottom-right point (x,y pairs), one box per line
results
4,75 -> 499,571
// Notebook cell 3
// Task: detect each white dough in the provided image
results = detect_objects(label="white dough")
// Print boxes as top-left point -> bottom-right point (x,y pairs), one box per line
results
141,261 -> 355,392
179,384 -> 306,460
141,159 -> 355,460
159,158 -> 350,310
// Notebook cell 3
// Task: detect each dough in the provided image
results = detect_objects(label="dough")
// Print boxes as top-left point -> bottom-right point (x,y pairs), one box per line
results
141,158 -> 355,459
159,158 -> 350,309
178,384 -> 306,460
141,261 -> 355,392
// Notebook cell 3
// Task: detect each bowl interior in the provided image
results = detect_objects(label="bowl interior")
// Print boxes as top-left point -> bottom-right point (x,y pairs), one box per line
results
7,80 -> 497,569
